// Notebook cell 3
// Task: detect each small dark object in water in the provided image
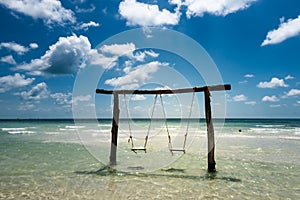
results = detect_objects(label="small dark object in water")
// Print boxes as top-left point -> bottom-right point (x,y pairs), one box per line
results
162,167 -> 185,172
238,129 -> 242,132
127,166 -> 144,170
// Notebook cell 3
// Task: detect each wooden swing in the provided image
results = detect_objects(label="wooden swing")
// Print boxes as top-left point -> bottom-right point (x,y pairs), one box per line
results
159,92 -> 195,155
124,93 -> 158,153
124,92 -> 195,155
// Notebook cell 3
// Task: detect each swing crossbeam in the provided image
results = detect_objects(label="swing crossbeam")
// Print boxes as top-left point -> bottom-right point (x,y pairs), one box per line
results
96,84 -> 231,95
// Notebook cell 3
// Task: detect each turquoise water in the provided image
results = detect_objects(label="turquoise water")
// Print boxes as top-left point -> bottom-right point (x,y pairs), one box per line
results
0,119 -> 299,199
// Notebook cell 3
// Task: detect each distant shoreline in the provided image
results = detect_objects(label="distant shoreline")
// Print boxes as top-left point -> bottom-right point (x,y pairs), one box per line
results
0,118 -> 299,121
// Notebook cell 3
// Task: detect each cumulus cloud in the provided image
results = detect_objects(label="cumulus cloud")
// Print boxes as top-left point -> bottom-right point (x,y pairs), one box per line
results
131,95 -> 146,101
29,43 -> 38,49
133,50 -> 159,62
16,35 -> 91,75
105,61 -> 168,89
50,92 -> 72,105
100,43 -> 136,57
270,104 -> 281,108
261,15 -> 300,46
0,0 -> 75,26
17,102 -> 36,111
15,35 -> 160,75
75,4 -> 96,13
262,95 -> 279,102
183,0 -> 257,18
0,42 -> 29,55
257,77 -> 288,88
283,89 -> 300,98
0,73 -> 34,93
285,75 -> 294,80
73,95 -> 92,105
76,21 -> 100,31
119,0 -> 181,26
233,94 -> 247,102
0,55 -> 16,65
245,101 -> 256,105
244,74 -> 254,78
0,41 -> 38,55
16,82 -> 49,101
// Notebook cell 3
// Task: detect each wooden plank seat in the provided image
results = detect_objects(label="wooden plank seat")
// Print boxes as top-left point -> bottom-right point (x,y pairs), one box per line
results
131,147 -> 147,153
169,148 -> 186,154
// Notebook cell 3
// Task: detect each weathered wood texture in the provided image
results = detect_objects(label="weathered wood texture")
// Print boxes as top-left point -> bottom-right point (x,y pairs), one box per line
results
204,88 -> 216,172
109,92 -> 119,166
96,84 -> 231,95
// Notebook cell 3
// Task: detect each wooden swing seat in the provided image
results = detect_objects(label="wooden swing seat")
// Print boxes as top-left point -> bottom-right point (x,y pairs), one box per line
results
169,148 -> 186,153
131,147 -> 147,153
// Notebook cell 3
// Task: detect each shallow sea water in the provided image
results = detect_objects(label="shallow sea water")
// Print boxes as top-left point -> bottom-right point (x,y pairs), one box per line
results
0,119 -> 299,199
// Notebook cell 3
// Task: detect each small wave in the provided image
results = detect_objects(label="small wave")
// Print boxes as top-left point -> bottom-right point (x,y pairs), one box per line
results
97,124 -> 112,127
255,124 -> 285,128
65,125 -> 85,129
279,136 -> 300,141
2,127 -> 27,131
45,132 -> 59,135
8,131 -> 35,135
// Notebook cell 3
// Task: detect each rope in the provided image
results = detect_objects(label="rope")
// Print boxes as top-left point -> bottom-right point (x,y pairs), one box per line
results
144,94 -> 158,149
159,94 -> 173,151
183,91 -> 195,150
124,93 -> 134,148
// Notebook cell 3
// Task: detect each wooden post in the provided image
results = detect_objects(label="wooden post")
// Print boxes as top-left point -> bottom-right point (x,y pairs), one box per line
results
110,92 -> 119,166
204,87 -> 216,172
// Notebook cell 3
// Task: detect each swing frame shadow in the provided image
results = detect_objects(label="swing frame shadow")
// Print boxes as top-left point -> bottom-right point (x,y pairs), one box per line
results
96,84 -> 231,172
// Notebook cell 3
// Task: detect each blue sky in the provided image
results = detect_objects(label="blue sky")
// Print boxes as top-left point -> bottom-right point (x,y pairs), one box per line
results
0,0 -> 300,119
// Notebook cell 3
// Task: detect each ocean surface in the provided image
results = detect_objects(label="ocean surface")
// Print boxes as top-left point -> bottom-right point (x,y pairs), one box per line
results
0,118 -> 299,199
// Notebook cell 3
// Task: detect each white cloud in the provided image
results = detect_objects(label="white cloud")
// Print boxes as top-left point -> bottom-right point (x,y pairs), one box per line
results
238,80 -> 248,84
131,95 -> 146,101
16,35 -> 91,75
283,89 -> 300,97
119,0 -> 181,26
17,102 -> 37,111
50,92 -> 72,105
261,15 -> 300,46
0,55 -> 16,65
257,77 -> 288,88
184,0 -> 257,18
75,4 -> 96,13
285,75 -> 295,80
76,21 -> 100,31
73,95 -> 91,105
15,36 -> 160,75
0,73 -> 34,93
0,41 -> 39,55
100,43 -> 136,58
297,101 -> 300,104
0,0 -> 75,26
29,43 -> 38,49
105,61 -> 168,89
17,82 -> 49,101
245,101 -> 256,106
262,95 -> 279,102
133,50 -> 160,62
233,94 -> 247,102
244,74 -> 254,78
87,49 -> 118,69
270,104 -> 281,108
0,42 -> 29,55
